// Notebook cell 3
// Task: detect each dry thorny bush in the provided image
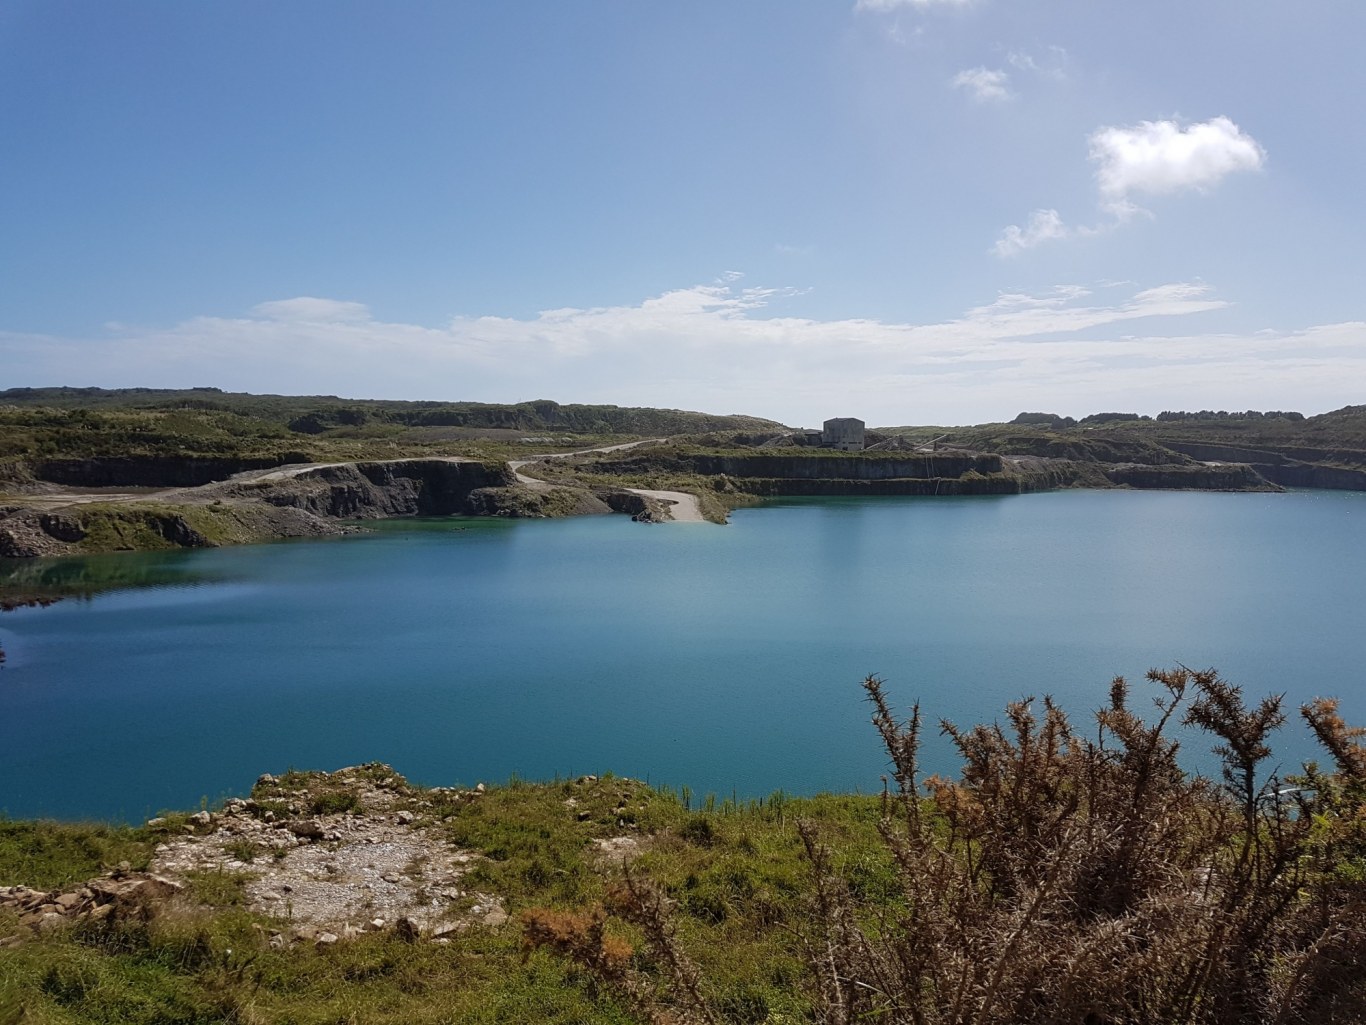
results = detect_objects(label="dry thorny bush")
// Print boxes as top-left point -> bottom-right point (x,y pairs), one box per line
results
523,668 -> 1366,1024
520,874 -> 721,1025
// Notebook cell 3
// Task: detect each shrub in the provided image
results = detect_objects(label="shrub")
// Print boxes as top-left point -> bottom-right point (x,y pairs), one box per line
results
540,669 -> 1366,1024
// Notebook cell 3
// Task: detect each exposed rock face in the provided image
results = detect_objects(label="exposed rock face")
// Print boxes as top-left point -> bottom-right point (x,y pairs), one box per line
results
575,449 -> 1030,499
671,452 -> 1006,481
1103,462 -> 1278,491
0,459 -> 528,558
32,456 -> 309,488
603,491 -> 671,521
221,460 -> 514,518
1161,442 -> 1366,491
0,510 -> 86,557
37,513 -> 86,542
713,475 -> 1033,497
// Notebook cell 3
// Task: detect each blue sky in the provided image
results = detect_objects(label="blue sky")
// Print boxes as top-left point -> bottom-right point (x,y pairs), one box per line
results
3,1 -> 1363,426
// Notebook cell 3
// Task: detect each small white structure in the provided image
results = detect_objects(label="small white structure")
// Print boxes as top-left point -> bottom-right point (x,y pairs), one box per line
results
822,417 -> 865,452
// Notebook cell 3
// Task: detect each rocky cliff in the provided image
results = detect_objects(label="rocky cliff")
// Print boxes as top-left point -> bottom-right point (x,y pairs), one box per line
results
1160,442 -> 1366,490
609,451 -> 1006,480
213,459 -> 515,518
1102,462 -> 1279,491
30,455 -> 311,488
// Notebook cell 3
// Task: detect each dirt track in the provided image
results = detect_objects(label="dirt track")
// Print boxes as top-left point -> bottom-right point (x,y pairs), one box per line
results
511,439 -> 707,522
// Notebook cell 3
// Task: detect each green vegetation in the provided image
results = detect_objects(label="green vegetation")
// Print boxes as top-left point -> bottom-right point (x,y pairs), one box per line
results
528,458 -> 759,523
0,389 -> 782,472
3,669 -> 1364,1023
0,820 -> 153,893
897,405 -> 1366,475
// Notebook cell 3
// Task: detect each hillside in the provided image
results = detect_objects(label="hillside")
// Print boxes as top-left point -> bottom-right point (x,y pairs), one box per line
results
0,388 -> 785,452
878,405 -> 1366,491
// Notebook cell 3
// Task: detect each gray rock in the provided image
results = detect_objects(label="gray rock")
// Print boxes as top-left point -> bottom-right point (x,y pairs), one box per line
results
286,819 -> 325,839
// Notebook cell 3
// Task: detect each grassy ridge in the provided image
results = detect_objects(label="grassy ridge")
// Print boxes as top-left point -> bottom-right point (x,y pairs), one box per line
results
0,389 -> 784,454
882,405 -> 1366,471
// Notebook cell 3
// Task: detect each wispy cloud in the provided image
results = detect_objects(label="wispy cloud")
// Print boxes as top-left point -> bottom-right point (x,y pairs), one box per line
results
952,66 -> 1012,102
1006,46 -> 1068,81
252,298 -> 372,323
993,209 -> 1068,256
856,0 -> 972,9
6,278 -> 1358,426
995,116 -> 1267,255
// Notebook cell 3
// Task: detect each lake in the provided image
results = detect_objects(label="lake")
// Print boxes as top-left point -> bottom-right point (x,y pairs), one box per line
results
2,489 -> 1364,822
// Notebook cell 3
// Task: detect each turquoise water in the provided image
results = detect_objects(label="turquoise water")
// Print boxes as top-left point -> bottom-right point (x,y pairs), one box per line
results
2,489 -> 1364,822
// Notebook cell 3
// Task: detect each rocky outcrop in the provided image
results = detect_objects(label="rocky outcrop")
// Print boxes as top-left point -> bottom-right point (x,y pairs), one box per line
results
1102,462 -> 1278,491
220,460 -> 514,518
1160,442 -> 1366,491
1,868 -> 185,946
465,484 -> 611,518
603,491 -> 672,522
1256,463 -> 1366,490
647,452 -> 1006,481
728,474 -> 1055,497
31,455 -> 310,488
0,510 -> 87,557
0,503 -> 346,558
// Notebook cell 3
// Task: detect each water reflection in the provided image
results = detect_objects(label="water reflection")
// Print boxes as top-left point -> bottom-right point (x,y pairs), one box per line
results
0,549 -> 226,609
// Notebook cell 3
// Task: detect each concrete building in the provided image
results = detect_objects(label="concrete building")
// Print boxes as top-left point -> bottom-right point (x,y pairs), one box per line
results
822,417 -> 865,452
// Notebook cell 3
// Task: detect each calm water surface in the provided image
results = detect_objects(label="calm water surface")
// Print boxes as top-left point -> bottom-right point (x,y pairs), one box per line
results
2,490 -> 1364,821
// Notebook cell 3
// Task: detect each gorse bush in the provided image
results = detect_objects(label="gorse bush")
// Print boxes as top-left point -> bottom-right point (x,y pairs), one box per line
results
800,669 -> 1366,1025
527,668 -> 1366,1024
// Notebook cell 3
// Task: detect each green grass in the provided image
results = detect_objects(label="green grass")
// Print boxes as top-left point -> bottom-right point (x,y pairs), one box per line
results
0,818 -> 153,892
306,791 -> 363,817
0,392 -> 782,471
183,869 -> 254,908
0,778 -> 891,1024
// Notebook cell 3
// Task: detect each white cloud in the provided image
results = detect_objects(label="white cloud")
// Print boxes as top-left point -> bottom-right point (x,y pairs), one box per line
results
9,278 -> 1360,426
952,67 -> 1012,103
994,209 -> 1068,257
996,116 -> 1267,253
856,0 -> 971,9
1090,116 -> 1266,214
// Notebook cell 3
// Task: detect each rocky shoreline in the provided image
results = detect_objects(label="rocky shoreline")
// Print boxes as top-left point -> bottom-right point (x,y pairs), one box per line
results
0,453 -> 690,559
0,440 -> 1290,561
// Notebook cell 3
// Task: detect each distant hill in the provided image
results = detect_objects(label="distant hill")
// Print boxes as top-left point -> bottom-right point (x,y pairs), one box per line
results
0,388 -> 786,437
